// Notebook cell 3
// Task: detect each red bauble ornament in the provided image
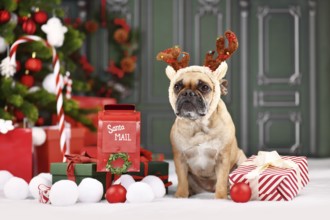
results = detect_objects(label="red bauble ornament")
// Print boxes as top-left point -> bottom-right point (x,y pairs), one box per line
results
25,58 -> 42,72
14,109 -> 25,122
230,182 -> 252,203
0,10 -> 11,24
20,74 -> 34,88
22,18 -> 36,34
36,117 -> 44,126
105,185 -> 127,203
33,11 -> 48,24
16,61 -> 21,72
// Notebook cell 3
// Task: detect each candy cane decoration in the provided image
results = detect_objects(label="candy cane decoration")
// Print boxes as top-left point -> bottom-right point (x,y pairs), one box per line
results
38,184 -> 51,204
63,71 -> 72,99
9,35 -> 67,159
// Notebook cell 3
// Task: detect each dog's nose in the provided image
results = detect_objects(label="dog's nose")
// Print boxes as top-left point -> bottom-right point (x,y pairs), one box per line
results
183,89 -> 196,97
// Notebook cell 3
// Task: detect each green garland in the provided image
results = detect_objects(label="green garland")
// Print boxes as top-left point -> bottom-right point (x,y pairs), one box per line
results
106,152 -> 132,174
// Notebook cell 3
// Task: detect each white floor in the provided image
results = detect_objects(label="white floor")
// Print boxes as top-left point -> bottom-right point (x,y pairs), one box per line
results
1,158 -> 329,220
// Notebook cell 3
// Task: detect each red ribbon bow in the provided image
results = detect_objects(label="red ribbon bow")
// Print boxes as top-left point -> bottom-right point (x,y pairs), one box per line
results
65,151 -> 97,181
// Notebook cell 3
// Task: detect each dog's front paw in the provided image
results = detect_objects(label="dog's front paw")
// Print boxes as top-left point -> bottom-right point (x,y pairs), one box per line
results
175,189 -> 189,198
215,190 -> 228,199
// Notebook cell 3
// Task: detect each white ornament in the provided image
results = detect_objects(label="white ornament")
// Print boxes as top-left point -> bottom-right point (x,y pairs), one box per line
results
42,73 -> 63,94
0,36 -> 7,53
28,86 -> 41,93
38,173 -> 52,183
126,182 -> 155,203
41,17 -> 68,47
0,119 -> 14,134
113,174 -> 135,190
0,57 -> 16,78
32,127 -> 47,146
78,178 -> 103,203
9,13 -> 18,26
49,180 -> 79,206
3,177 -> 29,200
28,176 -> 52,199
142,175 -> 166,198
0,170 -> 13,190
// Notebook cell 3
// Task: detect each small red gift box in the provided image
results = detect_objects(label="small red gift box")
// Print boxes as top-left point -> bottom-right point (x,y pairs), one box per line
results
229,151 -> 309,201
35,127 -> 85,173
0,128 -> 33,182
72,96 -> 117,147
97,104 -> 140,173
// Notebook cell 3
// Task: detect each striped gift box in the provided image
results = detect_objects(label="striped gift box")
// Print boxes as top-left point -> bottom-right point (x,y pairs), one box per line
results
229,155 -> 309,201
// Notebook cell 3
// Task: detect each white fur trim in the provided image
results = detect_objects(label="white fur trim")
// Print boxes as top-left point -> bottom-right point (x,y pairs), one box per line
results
213,61 -> 228,80
165,65 -> 176,80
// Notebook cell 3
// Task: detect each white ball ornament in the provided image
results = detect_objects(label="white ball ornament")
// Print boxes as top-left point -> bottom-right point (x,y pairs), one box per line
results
113,174 -> 135,190
0,170 -> 13,190
32,127 -> 47,146
3,177 -> 29,200
0,36 -> 7,54
49,180 -> 79,206
38,173 -> 52,183
42,73 -> 63,94
126,182 -> 155,203
28,86 -> 41,93
142,175 -> 166,198
78,178 -> 103,203
28,176 -> 52,199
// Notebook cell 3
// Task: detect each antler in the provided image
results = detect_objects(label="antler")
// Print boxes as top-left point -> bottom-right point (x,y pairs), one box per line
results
203,30 -> 239,71
156,46 -> 190,71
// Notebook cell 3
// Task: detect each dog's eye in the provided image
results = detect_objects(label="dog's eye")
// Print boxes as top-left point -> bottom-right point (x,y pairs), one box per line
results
201,85 -> 210,92
174,83 -> 182,92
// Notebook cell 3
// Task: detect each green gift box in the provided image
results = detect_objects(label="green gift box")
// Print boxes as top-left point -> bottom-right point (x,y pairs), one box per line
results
50,162 -> 110,194
125,161 -> 172,191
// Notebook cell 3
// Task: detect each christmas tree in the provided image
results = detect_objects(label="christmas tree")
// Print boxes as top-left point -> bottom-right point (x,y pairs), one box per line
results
0,0 -> 95,130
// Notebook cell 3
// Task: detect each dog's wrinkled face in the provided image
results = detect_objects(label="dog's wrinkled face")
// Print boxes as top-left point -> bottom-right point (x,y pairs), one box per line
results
172,71 -> 214,120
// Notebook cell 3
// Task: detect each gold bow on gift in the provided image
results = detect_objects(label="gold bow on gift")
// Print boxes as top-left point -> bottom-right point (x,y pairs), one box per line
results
242,151 -> 302,200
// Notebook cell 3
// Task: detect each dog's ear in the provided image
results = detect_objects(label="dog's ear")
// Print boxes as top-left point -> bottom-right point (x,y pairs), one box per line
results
165,65 -> 176,80
213,61 -> 228,80
220,79 -> 228,96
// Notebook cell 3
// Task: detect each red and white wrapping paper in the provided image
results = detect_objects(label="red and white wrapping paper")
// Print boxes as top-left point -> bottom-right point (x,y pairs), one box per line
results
229,151 -> 309,201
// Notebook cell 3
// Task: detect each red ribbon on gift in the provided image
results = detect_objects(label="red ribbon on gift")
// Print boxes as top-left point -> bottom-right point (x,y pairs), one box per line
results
65,151 -> 97,181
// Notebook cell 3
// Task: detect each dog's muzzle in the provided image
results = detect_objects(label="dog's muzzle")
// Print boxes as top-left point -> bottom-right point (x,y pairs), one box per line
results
175,89 -> 207,120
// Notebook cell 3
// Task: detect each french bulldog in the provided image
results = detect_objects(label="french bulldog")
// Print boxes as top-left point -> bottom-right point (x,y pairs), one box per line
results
157,31 -> 246,199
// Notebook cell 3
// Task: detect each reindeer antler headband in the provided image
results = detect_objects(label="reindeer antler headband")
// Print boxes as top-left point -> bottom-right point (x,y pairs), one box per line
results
156,30 -> 238,71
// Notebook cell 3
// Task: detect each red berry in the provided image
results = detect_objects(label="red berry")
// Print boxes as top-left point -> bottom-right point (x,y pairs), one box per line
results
230,182 -> 251,203
25,58 -> 42,72
105,185 -> 127,203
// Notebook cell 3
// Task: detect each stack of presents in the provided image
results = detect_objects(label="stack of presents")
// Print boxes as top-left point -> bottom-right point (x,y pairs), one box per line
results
0,97 -> 171,194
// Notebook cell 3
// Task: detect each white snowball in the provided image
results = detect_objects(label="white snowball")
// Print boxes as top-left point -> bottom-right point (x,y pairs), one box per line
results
3,177 -> 29,200
113,174 -> 135,190
78,178 -> 103,203
38,173 -> 52,183
142,175 -> 166,198
49,180 -> 78,206
0,170 -> 13,190
126,182 -> 155,203
29,176 -> 52,199
42,73 -> 63,94
32,127 -> 47,146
